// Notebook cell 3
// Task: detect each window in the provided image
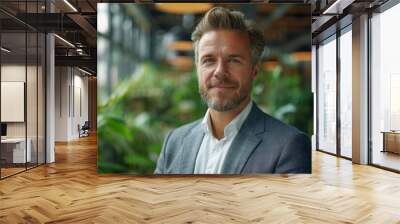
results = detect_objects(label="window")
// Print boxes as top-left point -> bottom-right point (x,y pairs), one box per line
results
339,27 -> 352,158
370,2 -> 400,171
317,35 -> 337,154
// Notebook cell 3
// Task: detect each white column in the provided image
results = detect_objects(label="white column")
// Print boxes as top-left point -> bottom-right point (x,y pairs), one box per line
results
352,14 -> 369,164
46,1 -> 55,163
46,33 -> 55,163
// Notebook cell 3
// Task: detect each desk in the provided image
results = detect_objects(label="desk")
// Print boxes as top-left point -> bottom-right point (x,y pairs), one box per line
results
382,131 -> 400,154
1,138 -> 31,163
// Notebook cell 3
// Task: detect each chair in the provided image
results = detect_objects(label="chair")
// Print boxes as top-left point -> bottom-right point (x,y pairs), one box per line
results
79,121 -> 90,138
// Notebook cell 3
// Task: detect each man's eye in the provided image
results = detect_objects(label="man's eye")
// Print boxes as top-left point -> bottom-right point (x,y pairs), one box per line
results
202,58 -> 214,64
229,58 -> 241,63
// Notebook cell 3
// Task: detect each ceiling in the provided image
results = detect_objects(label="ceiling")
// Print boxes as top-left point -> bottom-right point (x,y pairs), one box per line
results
0,0 -> 318,75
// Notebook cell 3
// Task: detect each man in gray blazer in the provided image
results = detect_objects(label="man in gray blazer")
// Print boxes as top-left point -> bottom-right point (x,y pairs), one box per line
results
155,7 -> 311,174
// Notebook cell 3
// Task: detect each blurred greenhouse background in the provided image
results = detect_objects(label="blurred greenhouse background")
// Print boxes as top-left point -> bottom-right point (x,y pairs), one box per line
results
97,3 -> 312,174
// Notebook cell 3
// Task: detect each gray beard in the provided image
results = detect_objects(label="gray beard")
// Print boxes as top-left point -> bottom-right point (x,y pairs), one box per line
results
199,90 -> 248,112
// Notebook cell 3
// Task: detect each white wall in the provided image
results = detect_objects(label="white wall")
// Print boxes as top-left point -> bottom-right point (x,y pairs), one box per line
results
1,65 -> 26,81
55,67 -> 89,141
1,65 -> 38,138
1,82 -> 25,122
55,67 -> 69,141
1,65 -> 26,132
1,64 -> 46,164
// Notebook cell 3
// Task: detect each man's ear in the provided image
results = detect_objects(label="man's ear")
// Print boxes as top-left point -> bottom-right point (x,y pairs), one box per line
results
252,63 -> 260,79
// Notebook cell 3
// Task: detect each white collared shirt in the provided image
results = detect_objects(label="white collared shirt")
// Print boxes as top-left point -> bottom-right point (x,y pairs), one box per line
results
194,101 -> 253,174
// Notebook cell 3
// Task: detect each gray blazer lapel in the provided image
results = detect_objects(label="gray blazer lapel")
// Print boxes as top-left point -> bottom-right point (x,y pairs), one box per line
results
221,104 -> 265,174
179,123 -> 204,174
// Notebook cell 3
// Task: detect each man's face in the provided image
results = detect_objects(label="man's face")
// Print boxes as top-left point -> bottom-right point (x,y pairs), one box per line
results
197,30 -> 258,112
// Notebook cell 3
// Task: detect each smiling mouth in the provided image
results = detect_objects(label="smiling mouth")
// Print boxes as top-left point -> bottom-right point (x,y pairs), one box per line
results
211,87 -> 235,92
211,85 -> 236,89
215,86 -> 233,89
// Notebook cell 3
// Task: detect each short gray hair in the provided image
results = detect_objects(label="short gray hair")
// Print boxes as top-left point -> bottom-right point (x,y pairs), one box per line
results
191,7 -> 265,65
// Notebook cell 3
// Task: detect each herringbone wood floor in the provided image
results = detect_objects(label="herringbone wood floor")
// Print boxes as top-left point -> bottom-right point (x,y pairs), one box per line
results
1,135 -> 400,223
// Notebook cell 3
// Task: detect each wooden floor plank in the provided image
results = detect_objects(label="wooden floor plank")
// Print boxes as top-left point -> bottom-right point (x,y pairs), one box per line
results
1,135 -> 400,223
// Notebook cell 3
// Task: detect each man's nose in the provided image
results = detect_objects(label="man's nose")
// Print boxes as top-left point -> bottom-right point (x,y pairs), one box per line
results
214,60 -> 228,79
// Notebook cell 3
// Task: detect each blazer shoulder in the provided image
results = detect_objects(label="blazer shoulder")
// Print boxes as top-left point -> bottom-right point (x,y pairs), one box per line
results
256,111 -> 311,173
169,119 -> 202,139
262,112 -> 307,138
